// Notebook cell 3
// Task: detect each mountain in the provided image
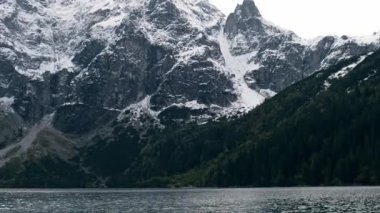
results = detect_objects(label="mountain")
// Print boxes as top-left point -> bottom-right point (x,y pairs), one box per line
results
116,48 -> 380,187
170,49 -> 380,187
2,43 -> 379,188
0,0 -> 379,187
223,0 -> 379,93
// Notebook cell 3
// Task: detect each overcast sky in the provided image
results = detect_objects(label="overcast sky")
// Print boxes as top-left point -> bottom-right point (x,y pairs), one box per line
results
209,0 -> 380,39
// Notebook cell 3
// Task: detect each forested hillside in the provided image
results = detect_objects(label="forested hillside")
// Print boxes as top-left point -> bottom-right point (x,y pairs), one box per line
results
1,51 -> 379,188
119,50 -> 380,187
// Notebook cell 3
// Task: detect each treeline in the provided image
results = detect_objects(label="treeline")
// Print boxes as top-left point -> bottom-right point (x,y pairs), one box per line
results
178,50 -> 380,187
122,51 -> 380,187
0,51 -> 379,188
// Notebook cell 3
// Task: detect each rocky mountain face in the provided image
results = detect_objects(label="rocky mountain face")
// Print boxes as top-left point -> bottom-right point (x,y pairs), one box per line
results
0,0 -> 379,186
224,0 -> 378,93
131,49 -> 380,188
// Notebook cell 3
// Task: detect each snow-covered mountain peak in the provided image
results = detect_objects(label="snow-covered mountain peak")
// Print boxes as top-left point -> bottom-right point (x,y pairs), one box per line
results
220,0 -> 379,98
0,0 -> 379,129
1,0 -> 380,170
0,0 -> 225,80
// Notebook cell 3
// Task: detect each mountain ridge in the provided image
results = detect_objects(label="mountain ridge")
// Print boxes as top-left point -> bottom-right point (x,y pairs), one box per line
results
0,0 -> 379,187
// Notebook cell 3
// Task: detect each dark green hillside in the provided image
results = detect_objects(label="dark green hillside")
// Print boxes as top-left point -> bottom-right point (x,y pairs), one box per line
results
172,51 -> 380,187
118,50 -> 380,187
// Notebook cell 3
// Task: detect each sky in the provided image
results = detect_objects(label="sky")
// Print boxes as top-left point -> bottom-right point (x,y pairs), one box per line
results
209,0 -> 380,39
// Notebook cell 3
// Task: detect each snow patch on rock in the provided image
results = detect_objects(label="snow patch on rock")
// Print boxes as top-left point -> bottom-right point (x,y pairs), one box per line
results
324,54 -> 369,90
329,55 -> 368,80
218,30 -> 265,111
0,97 -> 15,114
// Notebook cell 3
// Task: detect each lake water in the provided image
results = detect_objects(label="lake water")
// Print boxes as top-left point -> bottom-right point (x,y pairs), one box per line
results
0,187 -> 379,212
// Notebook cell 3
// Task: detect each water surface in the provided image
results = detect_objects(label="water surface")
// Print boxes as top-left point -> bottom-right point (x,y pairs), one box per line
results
0,187 -> 379,212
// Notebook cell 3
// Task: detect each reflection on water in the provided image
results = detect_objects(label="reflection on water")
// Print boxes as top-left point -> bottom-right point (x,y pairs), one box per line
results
0,187 -> 379,212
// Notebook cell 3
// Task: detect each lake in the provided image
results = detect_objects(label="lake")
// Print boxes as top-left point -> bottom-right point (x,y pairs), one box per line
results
0,187 -> 379,212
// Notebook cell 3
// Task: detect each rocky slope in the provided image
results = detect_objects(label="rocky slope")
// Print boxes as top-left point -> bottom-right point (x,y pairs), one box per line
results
0,0 -> 379,186
171,50 -> 380,187
2,45 -> 380,188
224,0 -> 379,93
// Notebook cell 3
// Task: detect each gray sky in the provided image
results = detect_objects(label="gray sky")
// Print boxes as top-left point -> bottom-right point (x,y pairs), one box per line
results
209,0 -> 380,38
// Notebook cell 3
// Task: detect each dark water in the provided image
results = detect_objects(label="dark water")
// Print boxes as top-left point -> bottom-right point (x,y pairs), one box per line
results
0,187 -> 379,212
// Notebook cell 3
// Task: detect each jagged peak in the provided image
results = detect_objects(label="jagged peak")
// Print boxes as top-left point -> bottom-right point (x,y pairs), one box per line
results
234,0 -> 261,18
